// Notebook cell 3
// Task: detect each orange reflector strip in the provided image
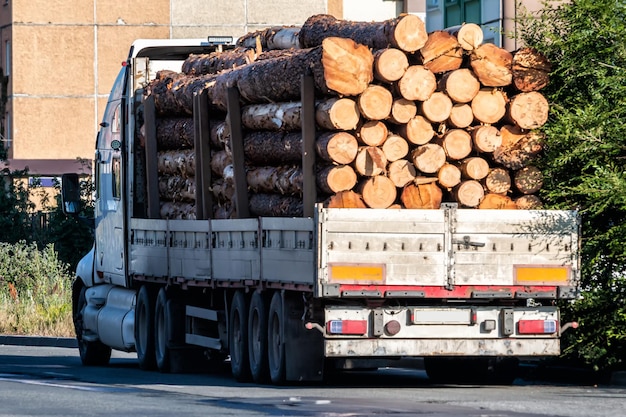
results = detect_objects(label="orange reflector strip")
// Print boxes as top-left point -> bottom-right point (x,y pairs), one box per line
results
515,265 -> 570,284
329,264 -> 384,283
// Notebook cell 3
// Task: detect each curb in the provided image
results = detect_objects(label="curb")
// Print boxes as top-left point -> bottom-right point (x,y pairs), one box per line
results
0,335 -> 77,349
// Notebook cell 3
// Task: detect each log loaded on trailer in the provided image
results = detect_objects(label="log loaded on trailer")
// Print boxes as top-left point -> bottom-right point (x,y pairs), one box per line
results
62,14 -> 580,384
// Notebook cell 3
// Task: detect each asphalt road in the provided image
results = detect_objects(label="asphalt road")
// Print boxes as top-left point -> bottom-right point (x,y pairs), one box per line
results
1,341 -> 626,417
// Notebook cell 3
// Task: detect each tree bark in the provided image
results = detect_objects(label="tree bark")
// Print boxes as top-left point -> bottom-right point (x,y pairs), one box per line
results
358,85 -> 393,120
354,146 -> 388,177
483,167 -> 511,194
316,131 -> 359,165
512,47 -> 551,92
453,180 -> 484,208
325,190 -> 367,208
299,14 -> 428,53
388,159 -> 417,187
156,117 -> 195,150
210,150 -> 232,177
243,131 -> 302,165
470,43 -> 513,87
160,201 -> 197,220
388,98 -> 417,125
420,31 -> 464,74
382,134 -> 409,162
401,182 -> 443,209
493,131 -> 544,170
246,165 -> 303,195
507,92 -> 549,129
437,163 -> 462,189
236,26 -> 301,51
397,115 -> 434,145
515,194 -> 543,209
357,120 -> 388,146
471,89 -> 507,124
397,65 -> 437,101
438,68 -> 480,103
411,143 -> 447,174
249,193 -> 303,217
460,157 -> 490,180
437,129 -> 472,161
181,47 -> 257,75
157,150 -> 195,177
317,164 -> 358,194
514,165 -> 543,194
373,48 -> 409,83
359,175 -> 397,208
316,97 -> 361,131
241,101 -> 302,131
448,104 -> 474,128
210,121 -> 230,150
421,91 -> 453,123
159,175 -> 196,202
472,124 -> 502,153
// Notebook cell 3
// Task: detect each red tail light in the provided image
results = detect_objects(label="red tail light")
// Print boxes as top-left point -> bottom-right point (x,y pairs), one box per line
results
518,319 -> 558,334
326,320 -> 368,335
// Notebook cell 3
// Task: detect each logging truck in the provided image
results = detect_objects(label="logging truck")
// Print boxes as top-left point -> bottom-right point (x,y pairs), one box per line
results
62,27 -> 580,385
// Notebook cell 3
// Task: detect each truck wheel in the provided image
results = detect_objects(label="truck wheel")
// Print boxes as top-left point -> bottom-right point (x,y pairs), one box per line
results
154,288 -> 172,373
268,292 -> 286,385
248,290 -> 269,383
229,291 -> 251,381
74,285 -> 111,366
135,285 -> 157,370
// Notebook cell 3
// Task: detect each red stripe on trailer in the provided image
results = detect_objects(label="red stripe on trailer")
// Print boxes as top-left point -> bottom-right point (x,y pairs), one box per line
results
337,284 -> 559,298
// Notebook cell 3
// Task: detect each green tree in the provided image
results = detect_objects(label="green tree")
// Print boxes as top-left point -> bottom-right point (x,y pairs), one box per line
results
518,0 -> 626,371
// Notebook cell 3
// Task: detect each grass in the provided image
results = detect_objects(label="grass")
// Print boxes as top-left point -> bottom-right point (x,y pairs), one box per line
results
0,242 -> 75,337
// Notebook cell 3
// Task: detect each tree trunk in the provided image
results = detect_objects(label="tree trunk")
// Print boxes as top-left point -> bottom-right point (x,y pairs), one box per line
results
299,14 -> 428,53
471,89 -> 507,124
421,91 -> 453,123
325,190 -> 367,208
437,129 -> 472,161
182,47 -> 257,75
470,43 -> 513,87
246,165 -> 303,195
512,47 -> 551,92
357,120 -> 388,146
316,97 -> 361,131
316,131 -> 359,165
388,98 -> 417,125
507,92 -> 549,129
483,167 -> 511,194
397,65 -> 436,101
236,26 -> 301,51
411,143 -> 447,174
514,165 -> 544,194
401,182 -> 443,209
317,164 -> 358,194
249,193 -> 303,217
448,104 -> 474,128
515,194 -> 543,209
156,117 -> 195,150
373,48 -> 409,83
359,175 -> 397,208
472,125 -> 502,153
420,31 -> 464,74
460,157 -> 490,180
453,180 -> 484,208
437,163 -> 462,189
354,146 -> 388,176
358,85 -> 393,120
438,68 -> 480,103
397,115 -> 435,145
388,159 -> 417,187
478,193 -> 517,209
243,131 -> 302,165
160,201 -> 197,220
382,134 -> 409,162
241,101 -> 302,131
157,150 -> 195,177
159,175 -> 196,202
493,131 -> 544,170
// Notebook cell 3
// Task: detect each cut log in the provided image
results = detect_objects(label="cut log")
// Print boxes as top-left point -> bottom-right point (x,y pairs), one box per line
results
514,165 -> 543,194
325,190 -> 367,208
515,194 -> 543,209
472,125 -> 502,153
453,180 -> 484,208
437,163 -> 462,189
160,201 -> 197,220
299,14 -> 428,53
357,120 -> 388,146
316,131 -> 359,165
241,101 -> 302,131
483,167 -> 511,194
470,43 -> 513,87
448,104 -> 474,128
210,150 -> 232,177
450,23 -> 484,51
243,131 -> 302,165
388,159 -> 417,187
213,203 -> 235,219
421,91 -> 453,123
382,134 -> 409,162
500,124 -> 526,147
315,97 -> 361,131
236,26 -> 301,51
460,157 -> 490,180
437,129 -> 472,161
420,31 -> 464,74
411,143 -> 447,174
157,150 -> 195,177
388,98 -> 417,125
493,131 -> 544,170
181,48 -> 257,75
317,165 -> 357,194
507,92 -> 549,129
479,193 -> 517,209
159,175 -> 196,202
471,89 -> 507,124
397,115 -> 434,145
373,48 -> 409,83
401,182 -> 443,209
512,47 -> 551,92
438,68 -> 480,103
211,178 -> 235,202
210,121 -> 230,150
354,146 -> 388,177
358,85 -> 393,120
246,165 -> 303,195
156,117 -> 195,150
397,65 -> 437,101
359,175 -> 397,208
249,193 -> 303,217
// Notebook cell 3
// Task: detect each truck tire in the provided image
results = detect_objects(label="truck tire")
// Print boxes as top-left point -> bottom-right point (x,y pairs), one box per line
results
229,291 -> 251,381
154,288 -> 172,373
248,290 -> 270,383
135,285 -> 157,370
268,291 -> 286,385
74,285 -> 111,366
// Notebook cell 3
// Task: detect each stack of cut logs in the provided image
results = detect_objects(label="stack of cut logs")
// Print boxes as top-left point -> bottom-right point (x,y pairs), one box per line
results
147,13 -> 552,219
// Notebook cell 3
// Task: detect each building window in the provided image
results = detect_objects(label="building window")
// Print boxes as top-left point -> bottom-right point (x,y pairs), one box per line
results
444,0 -> 480,28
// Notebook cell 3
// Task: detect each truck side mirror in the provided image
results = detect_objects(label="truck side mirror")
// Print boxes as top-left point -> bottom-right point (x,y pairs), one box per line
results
61,173 -> 82,215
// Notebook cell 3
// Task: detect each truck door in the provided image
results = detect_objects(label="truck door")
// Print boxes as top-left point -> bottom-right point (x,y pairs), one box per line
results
94,69 -> 127,287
